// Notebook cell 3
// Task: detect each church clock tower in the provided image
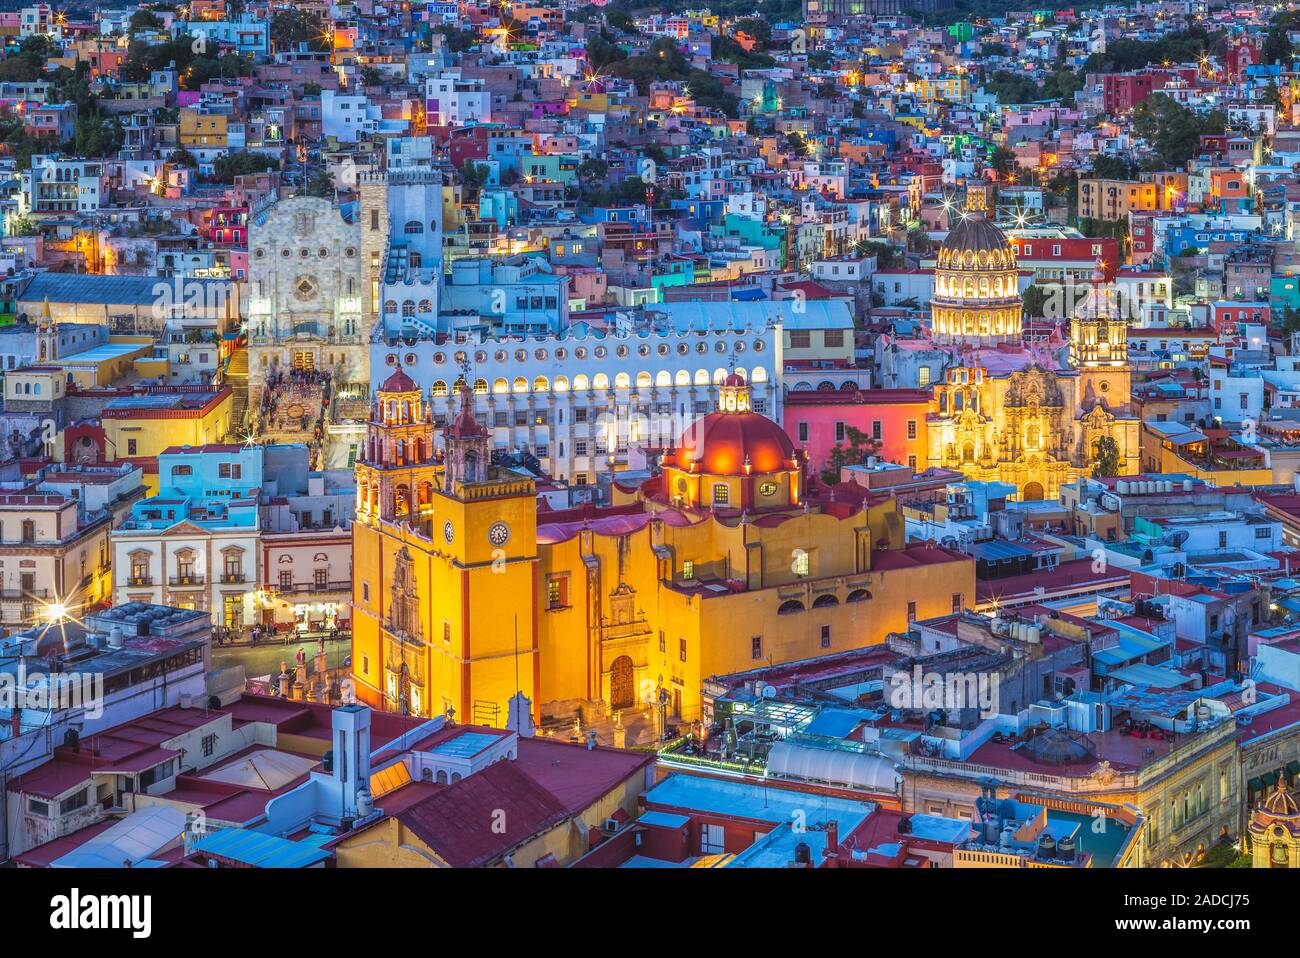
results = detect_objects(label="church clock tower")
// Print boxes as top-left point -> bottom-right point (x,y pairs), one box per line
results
350,376 -> 540,727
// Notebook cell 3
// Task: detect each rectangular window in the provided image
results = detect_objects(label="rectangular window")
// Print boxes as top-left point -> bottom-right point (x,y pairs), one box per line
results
219,462 -> 242,479
679,637 -> 687,662
798,422 -> 809,442
918,367 -> 931,387
789,330 -> 811,349
952,592 -> 962,613
871,420 -> 882,441
751,636 -> 762,659
713,485 -> 729,506
127,439 -> 138,455
279,570 -> 292,590
659,631 -> 666,653
546,573 -> 569,609
201,734 -> 216,757
835,421 -> 846,442
823,329 -> 844,347
793,551 -> 810,577
821,625 -> 831,648
908,601 -> 917,622
443,621 -> 451,643
907,420 -> 917,440
682,560 -> 695,580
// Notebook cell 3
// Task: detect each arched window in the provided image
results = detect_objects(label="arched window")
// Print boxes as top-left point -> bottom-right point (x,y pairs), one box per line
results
554,376 -> 569,392
694,369 -> 710,385
812,594 -> 839,608
593,373 -> 610,390
512,377 -> 528,393
431,380 -> 448,397
675,370 -> 691,386
418,299 -> 433,313
655,370 -> 671,387
846,589 -> 872,603
384,300 -> 397,314
533,376 -> 549,392
778,599 -> 805,615
404,220 -> 424,234
401,300 -> 415,317
637,371 -> 653,389
573,374 -> 590,391
473,378 -> 488,395
614,372 -> 631,390
493,378 -> 509,394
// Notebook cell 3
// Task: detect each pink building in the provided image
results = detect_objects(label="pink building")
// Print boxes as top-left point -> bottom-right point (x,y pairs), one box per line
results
783,388 -> 931,474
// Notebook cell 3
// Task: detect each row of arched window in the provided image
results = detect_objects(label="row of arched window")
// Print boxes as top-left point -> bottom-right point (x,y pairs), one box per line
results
418,367 -> 770,397
777,590 -> 872,614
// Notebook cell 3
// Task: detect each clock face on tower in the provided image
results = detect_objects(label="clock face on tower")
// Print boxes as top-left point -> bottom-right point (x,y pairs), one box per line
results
443,521 -> 455,544
487,521 -> 511,547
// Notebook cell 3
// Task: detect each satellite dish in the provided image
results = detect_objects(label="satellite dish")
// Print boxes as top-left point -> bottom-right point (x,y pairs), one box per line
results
762,685 -> 777,699
1164,530 -> 1189,549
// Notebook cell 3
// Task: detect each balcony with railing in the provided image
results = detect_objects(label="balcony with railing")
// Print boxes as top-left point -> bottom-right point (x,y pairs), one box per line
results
169,574 -> 207,586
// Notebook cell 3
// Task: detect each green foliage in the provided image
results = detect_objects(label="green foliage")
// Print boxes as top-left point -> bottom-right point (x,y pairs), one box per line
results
305,170 -> 334,197
1264,10 -> 1300,64
983,70 -> 1040,104
1196,841 -> 1250,868
1090,154 -> 1137,180
270,10 -> 330,53
1080,27 -> 1221,75
212,150 -> 279,183
0,35 -> 56,83
1132,94 -> 1225,169
821,426 -> 882,485
460,160 -> 489,194
854,239 -> 901,268
435,25 -> 479,53
1091,435 -> 1121,479
988,145 -> 1017,175
128,9 -> 163,35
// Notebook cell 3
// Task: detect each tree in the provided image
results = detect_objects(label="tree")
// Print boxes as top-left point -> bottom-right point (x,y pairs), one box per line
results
270,10 -> 330,53
821,426 -> 882,485
128,9 -> 163,35
1091,435 -> 1121,479
212,150 -> 279,183
988,145 -> 1018,177
1133,94 -> 1226,169
305,171 -> 334,197
460,160 -> 489,194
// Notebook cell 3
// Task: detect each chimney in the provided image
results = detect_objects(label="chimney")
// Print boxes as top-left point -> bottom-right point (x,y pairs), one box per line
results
823,821 -> 839,864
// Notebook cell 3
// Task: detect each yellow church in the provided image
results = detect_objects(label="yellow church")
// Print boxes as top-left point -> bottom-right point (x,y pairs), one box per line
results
925,191 -> 1139,501
350,369 -> 974,728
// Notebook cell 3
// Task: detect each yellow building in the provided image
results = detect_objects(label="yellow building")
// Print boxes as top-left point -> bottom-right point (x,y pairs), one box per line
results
926,197 -> 1139,501
178,110 -> 228,149
96,385 -> 233,494
351,370 -> 975,729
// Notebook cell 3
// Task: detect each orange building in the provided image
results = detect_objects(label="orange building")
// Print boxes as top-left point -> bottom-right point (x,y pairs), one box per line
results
350,370 -> 974,731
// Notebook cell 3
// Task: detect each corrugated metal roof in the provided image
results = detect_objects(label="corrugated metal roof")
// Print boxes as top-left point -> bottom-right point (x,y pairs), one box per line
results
19,273 -> 232,307
193,827 -> 332,868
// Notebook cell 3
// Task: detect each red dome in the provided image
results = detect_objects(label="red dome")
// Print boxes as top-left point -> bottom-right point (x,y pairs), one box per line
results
379,366 -> 417,393
674,411 -> 796,475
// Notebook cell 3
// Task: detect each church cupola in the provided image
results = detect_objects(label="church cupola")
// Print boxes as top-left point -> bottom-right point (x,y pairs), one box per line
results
657,371 -> 804,513
1069,260 -> 1128,368
443,382 -> 490,489
357,364 -> 438,524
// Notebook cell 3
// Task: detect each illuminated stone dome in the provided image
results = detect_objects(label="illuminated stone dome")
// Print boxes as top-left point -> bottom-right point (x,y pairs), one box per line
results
930,191 -> 1023,347
659,372 -> 803,511
379,364 -> 418,394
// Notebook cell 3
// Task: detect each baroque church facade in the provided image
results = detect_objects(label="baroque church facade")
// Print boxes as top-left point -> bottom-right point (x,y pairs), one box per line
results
925,193 -> 1139,501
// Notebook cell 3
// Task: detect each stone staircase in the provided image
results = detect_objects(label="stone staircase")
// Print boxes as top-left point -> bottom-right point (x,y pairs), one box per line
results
224,348 -> 250,440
